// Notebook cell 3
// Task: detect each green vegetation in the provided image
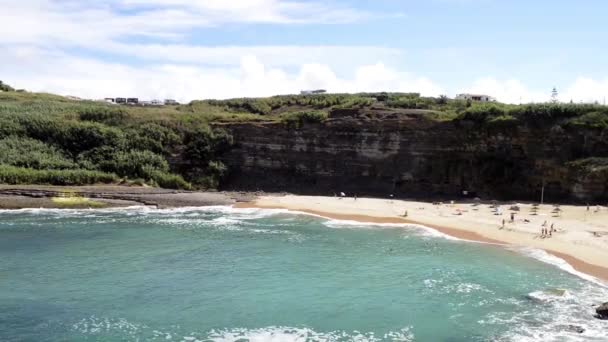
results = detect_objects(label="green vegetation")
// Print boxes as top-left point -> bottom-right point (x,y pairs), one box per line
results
0,80 -> 15,92
567,158 -> 608,172
564,111 -> 608,129
281,110 -> 328,128
195,92 -> 608,129
0,91 -> 233,189
1,87 -> 607,189
0,165 -> 118,185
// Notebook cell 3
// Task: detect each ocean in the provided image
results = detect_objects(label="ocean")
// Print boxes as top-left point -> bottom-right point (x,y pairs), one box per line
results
0,206 -> 606,341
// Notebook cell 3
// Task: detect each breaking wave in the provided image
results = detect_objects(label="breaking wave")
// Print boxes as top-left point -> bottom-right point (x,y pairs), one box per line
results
71,316 -> 415,342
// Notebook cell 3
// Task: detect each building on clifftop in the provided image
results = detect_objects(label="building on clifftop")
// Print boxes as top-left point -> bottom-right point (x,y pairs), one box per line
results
455,93 -> 496,102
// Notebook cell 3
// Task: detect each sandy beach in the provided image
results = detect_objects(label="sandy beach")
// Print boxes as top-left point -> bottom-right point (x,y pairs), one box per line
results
237,195 -> 608,283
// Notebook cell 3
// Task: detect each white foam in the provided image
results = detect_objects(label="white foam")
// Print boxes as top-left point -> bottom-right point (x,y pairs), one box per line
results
0,205 -> 292,220
319,217 -> 463,242
206,326 -> 414,342
496,284 -> 608,342
71,317 -> 415,342
512,247 -> 608,287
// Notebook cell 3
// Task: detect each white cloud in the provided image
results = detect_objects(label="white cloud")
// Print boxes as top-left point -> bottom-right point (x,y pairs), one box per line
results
0,48 -> 444,102
2,1 -> 607,104
105,43 -> 402,68
561,77 -> 608,104
0,0 -> 375,49
460,77 -> 608,104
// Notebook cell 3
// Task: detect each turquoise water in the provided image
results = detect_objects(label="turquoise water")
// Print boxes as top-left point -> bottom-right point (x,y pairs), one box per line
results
1,207 -> 607,341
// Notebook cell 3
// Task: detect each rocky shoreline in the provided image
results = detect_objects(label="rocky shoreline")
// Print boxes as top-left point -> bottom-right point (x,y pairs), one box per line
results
0,185 -> 257,209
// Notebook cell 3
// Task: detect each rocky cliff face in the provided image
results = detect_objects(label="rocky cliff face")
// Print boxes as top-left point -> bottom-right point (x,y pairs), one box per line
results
214,108 -> 608,202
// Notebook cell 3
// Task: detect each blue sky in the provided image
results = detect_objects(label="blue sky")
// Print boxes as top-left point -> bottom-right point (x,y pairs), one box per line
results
1,0 -> 607,103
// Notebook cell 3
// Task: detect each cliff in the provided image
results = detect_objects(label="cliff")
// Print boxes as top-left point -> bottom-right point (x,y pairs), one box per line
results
215,107 -> 608,202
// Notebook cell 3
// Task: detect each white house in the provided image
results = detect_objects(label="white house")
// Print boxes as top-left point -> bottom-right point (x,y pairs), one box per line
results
456,93 -> 496,102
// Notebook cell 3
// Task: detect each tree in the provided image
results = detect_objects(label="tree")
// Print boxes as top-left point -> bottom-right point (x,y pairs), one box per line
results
436,95 -> 449,105
0,80 -> 15,92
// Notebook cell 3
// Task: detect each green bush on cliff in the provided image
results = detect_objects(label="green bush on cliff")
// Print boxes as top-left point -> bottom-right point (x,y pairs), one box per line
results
0,137 -> 75,170
0,165 -> 118,185
564,111 -> 608,129
486,114 -> 519,127
145,169 -> 192,190
79,107 -> 128,126
17,115 -> 127,156
0,116 -> 25,138
126,123 -> 181,154
281,110 -> 328,128
0,81 -> 15,92
93,150 -> 170,179
567,158 -> 608,172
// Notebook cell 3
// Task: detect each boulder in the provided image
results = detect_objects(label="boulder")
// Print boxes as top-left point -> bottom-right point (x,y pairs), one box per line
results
596,302 -> 608,319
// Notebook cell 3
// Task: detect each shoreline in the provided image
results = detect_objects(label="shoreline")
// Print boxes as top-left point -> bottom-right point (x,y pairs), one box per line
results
1,186 -> 607,284
235,199 -> 608,284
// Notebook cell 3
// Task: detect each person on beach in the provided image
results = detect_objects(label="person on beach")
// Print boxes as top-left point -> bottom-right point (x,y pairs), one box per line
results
403,210 -> 408,217
354,194 -> 357,201
501,219 -> 505,229
550,223 -> 554,233
510,212 -> 515,222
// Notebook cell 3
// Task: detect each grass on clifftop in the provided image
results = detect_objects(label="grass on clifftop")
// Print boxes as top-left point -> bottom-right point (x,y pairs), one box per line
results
1,82 -> 608,189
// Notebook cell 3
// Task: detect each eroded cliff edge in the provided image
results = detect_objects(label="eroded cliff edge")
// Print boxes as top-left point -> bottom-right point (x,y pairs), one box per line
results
211,107 -> 607,202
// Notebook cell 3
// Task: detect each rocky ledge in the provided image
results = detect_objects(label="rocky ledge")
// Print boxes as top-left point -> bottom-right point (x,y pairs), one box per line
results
0,185 -> 256,209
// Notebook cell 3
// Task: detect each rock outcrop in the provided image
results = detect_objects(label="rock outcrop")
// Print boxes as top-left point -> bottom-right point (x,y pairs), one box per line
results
210,108 -> 608,202
596,302 -> 608,319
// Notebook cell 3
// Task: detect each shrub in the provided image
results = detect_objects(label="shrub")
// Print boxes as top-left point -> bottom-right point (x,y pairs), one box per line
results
486,114 -> 519,128
0,116 -> 25,138
0,137 -> 75,169
0,165 -> 118,185
184,126 -> 234,165
0,81 -> 14,92
79,107 -> 127,125
564,112 -> 608,129
127,123 -> 181,153
458,104 -> 506,122
92,150 -> 169,178
19,116 -> 126,156
144,168 -> 192,190
280,110 -> 328,128
567,158 -> 608,172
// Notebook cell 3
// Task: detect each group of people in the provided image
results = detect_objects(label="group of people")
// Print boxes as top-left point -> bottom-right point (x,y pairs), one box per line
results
540,220 -> 557,238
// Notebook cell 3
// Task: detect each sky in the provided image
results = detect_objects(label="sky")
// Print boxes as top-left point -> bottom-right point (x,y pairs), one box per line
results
2,0 -> 608,103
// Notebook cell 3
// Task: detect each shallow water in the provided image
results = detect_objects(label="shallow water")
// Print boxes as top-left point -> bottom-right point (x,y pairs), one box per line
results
0,206 -> 606,341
